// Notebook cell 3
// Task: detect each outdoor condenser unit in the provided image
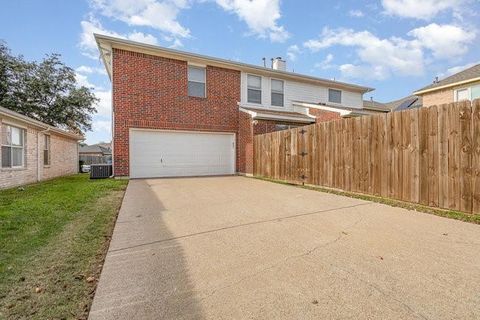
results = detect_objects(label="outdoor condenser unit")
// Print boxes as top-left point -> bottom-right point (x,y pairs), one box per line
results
90,164 -> 112,179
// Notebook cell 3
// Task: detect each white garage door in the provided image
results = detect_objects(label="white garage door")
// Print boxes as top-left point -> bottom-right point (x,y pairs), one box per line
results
130,130 -> 235,178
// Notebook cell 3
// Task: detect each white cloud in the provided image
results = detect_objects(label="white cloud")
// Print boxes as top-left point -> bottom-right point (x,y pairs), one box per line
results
381,0 -> 465,20
439,61 -> 480,78
286,45 -> 300,61
304,27 -> 425,79
126,31 -> 159,45
408,23 -> 476,59
90,0 -> 190,38
79,18 -> 159,59
215,0 -> 289,42
94,90 -> 112,117
339,64 -> 389,80
349,9 -> 364,17
75,73 -> 96,89
304,24 -> 475,80
92,120 -> 112,134
76,65 -> 108,75
314,53 -> 335,70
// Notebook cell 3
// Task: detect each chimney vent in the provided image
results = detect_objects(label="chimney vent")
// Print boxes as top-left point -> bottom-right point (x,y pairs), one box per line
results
272,57 -> 286,71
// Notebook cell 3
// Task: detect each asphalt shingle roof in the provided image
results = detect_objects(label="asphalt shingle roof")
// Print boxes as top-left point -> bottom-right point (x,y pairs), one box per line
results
416,64 -> 480,92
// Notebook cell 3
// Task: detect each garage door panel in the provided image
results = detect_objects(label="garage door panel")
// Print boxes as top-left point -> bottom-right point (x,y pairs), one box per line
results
130,130 -> 235,178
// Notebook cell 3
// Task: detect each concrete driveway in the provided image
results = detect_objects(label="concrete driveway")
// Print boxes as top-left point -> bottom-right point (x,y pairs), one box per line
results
89,176 -> 480,320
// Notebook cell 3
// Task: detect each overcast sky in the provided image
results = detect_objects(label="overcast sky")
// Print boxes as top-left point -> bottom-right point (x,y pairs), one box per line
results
1,0 -> 479,144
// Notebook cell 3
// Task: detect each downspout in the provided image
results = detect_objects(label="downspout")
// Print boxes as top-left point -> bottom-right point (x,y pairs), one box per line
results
37,128 -> 50,182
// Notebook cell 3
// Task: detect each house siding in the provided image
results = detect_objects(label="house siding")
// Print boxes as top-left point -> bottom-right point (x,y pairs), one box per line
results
0,120 -> 79,189
112,48 -> 243,176
240,72 -> 364,111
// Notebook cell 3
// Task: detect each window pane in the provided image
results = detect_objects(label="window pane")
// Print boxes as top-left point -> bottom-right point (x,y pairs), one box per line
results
2,125 -> 11,145
328,89 -> 342,104
247,75 -> 261,89
271,92 -> 284,107
248,89 -> 262,104
45,135 -> 50,150
188,81 -> 206,98
188,66 -> 205,83
271,79 -> 284,92
2,146 -> 11,168
457,89 -> 469,101
44,149 -> 50,166
12,147 -> 23,167
471,86 -> 480,100
11,127 -> 23,146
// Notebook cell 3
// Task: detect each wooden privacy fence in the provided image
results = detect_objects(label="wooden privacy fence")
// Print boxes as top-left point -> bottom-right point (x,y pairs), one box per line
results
254,100 -> 480,214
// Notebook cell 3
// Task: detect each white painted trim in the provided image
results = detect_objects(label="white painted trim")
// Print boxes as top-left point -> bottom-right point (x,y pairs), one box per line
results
187,61 -> 207,68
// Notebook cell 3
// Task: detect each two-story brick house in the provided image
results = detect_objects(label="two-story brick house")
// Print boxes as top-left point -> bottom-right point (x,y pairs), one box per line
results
95,34 -> 379,179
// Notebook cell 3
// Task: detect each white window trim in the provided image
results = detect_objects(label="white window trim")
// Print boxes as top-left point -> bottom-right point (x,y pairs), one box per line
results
247,74 -> 262,105
271,78 -> 285,107
188,65 -> 207,98
328,88 -> 343,105
454,86 -> 480,102
1,124 -> 26,169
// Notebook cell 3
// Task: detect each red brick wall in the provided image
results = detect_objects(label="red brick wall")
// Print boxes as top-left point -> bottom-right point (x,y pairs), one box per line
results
309,109 -> 342,123
237,111 -> 253,174
112,49 -> 241,176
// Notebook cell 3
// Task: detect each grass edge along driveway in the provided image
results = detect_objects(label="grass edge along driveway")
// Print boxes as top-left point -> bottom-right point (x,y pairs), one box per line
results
0,174 -> 128,320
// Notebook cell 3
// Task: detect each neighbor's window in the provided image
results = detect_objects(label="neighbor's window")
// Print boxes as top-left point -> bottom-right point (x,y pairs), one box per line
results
471,85 -> 480,101
247,75 -> 262,104
188,66 -> 206,98
328,89 -> 342,104
271,79 -> 284,107
44,135 -> 50,166
1,124 -> 25,168
456,88 -> 469,102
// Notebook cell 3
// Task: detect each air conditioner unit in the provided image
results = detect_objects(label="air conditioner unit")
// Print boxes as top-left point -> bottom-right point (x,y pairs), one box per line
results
90,164 -> 112,179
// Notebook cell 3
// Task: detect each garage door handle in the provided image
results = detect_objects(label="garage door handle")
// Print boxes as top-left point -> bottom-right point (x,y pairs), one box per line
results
160,158 -> 163,163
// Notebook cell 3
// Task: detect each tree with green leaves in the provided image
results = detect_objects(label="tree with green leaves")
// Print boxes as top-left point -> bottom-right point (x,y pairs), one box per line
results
0,41 -> 98,133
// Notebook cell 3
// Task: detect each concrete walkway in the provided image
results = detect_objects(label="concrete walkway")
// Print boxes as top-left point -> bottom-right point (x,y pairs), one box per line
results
89,177 -> 480,320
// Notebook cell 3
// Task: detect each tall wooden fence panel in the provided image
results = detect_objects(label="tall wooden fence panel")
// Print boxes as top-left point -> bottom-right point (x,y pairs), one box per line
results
254,100 -> 480,214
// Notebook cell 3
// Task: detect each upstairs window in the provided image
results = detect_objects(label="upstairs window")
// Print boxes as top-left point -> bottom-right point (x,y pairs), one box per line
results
1,124 -> 25,168
328,89 -> 342,104
271,79 -> 284,107
188,66 -> 206,98
44,135 -> 50,166
247,75 -> 262,104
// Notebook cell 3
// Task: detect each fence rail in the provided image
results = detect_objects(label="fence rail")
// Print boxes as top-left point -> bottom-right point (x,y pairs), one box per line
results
254,100 -> 480,214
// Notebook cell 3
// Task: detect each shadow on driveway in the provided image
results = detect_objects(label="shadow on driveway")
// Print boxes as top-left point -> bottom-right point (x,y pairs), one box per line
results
88,180 -> 204,320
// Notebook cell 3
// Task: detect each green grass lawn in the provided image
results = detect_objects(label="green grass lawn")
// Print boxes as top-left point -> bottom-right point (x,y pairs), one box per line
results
0,174 -> 128,320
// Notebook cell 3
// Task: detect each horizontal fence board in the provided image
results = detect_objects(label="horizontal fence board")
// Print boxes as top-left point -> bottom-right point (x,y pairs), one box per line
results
253,100 -> 480,215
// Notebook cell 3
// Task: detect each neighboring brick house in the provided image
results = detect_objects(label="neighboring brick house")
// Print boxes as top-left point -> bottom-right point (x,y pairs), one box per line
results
0,106 -> 82,189
95,34 -> 381,178
414,64 -> 480,107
